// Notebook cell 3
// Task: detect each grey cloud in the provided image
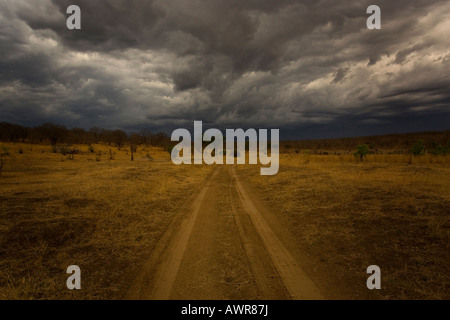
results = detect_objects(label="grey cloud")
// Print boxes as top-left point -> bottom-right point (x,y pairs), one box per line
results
332,68 -> 350,84
394,43 -> 430,65
0,0 -> 449,138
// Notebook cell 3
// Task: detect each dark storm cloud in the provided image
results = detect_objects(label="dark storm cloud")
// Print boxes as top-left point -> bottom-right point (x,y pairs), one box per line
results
332,68 -> 350,84
0,0 -> 449,138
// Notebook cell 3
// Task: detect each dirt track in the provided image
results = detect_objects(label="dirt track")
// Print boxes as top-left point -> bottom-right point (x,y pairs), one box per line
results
125,166 -> 323,300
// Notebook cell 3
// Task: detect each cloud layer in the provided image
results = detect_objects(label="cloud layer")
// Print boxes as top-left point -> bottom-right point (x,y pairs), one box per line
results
1,0 -> 449,138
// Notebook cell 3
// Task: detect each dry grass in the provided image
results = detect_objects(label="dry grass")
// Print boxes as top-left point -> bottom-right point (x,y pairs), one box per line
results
0,143 -> 213,299
1,142 -> 449,300
238,153 -> 450,299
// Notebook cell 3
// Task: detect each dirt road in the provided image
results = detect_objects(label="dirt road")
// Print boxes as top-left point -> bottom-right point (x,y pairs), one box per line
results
125,166 -> 323,300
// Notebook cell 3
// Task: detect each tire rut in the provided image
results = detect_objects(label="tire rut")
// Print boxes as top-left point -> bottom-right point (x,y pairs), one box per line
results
126,166 -> 323,300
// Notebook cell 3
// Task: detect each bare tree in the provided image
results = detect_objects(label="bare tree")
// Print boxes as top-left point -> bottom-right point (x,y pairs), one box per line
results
0,122 -> 28,142
89,127 -> 104,144
111,129 -> 128,147
36,123 -> 68,146
151,132 -> 171,147
139,129 -> 153,146
130,144 -> 137,161
129,133 -> 141,161
68,127 -> 88,144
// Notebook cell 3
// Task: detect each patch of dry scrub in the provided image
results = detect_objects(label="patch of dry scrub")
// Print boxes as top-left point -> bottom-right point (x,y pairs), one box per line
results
0,143 -> 212,299
238,154 -> 450,299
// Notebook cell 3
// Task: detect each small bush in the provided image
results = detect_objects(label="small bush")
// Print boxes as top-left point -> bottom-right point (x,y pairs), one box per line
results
88,145 -> 95,153
1,145 -> 10,155
411,140 -> 425,156
59,145 -> 70,155
430,142 -> 449,155
354,144 -> 369,161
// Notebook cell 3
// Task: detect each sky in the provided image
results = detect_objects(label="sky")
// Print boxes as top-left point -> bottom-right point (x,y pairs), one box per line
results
0,0 -> 449,140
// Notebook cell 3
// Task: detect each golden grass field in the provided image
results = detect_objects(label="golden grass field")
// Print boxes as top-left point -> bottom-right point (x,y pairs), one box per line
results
0,143 -> 213,299
0,143 -> 449,299
238,153 -> 450,299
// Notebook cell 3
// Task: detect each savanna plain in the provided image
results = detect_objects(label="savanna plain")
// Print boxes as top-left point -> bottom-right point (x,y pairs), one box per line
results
0,141 -> 448,299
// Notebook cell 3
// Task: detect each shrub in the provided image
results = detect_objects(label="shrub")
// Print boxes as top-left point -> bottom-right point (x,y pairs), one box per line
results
430,142 -> 449,155
1,145 -> 10,155
59,145 -> 70,155
411,140 -> 425,156
354,144 -> 369,161
167,144 -> 174,155
88,145 -> 95,153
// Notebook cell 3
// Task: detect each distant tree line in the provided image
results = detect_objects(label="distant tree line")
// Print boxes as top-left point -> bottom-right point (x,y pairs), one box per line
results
281,131 -> 450,155
0,122 -> 171,147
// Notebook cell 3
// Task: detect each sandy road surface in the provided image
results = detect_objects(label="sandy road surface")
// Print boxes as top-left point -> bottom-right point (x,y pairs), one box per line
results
125,166 -> 323,300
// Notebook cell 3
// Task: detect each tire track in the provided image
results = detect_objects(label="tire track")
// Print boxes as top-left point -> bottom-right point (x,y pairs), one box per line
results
126,166 -> 323,300
230,166 -> 324,300
228,167 -> 291,299
125,168 -> 219,300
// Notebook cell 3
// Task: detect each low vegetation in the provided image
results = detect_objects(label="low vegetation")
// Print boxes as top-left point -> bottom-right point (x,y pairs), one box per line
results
411,140 -> 425,156
354,144 -> 369,161
0,122 -> 173,150
238,153 -> 450,299
0,124 -> 448,299
0,143 -> 213,299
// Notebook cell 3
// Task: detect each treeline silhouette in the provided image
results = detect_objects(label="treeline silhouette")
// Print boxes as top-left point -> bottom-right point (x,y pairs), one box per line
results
2,121 -> 449,153
0,122 -> 171,147
281,131 -> 450,154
